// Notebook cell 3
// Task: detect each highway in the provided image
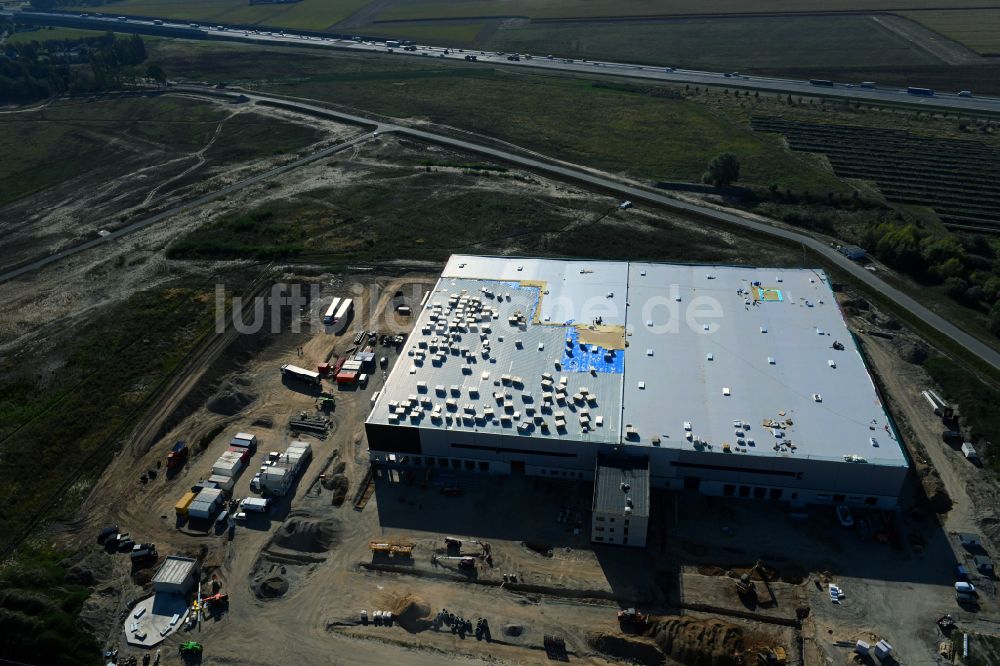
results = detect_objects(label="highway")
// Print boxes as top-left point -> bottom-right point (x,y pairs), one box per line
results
4,82 -> 999,371
10,9 -> 1000,115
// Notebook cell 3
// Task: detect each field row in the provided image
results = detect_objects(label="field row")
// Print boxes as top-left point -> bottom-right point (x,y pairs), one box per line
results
752,116 -> 1000,231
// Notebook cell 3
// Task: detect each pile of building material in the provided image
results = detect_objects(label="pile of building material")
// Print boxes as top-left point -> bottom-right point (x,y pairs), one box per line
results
289,415 -> 330,438
261,441 -> 312,497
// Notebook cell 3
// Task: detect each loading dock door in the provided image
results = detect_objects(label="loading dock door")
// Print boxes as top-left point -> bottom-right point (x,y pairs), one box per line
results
683,476 -> 701,491
511,460 -> 525,474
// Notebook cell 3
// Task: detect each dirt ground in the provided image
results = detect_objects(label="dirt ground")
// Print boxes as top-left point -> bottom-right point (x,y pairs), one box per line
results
39,272 -> 1000,666
7,91 -> 1000,666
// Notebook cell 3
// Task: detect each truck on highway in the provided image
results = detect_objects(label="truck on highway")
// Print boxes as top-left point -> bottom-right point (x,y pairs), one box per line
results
907,86 -> 935,97
958,90 -> 973,97
152,19 -> 163,25
386,40 -> 400,48
809,79 -> 834,87
860,81 -> 875,89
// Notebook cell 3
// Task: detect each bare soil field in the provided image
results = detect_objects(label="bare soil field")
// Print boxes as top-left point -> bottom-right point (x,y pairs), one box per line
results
0,94 -> 331,272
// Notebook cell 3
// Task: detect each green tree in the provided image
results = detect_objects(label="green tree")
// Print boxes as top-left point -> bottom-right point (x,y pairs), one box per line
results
146,63 -> 166,84
983,276 -> 1000,303
703,153 -> 740,187
989,301 -> 1000,337
934,257 -> 965,280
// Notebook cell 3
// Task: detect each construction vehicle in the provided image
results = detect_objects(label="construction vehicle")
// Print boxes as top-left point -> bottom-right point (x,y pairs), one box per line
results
736,560 -> 766,597
617,608 -> 648,632
167,441 -> 189,470
200,592 -> 229,608
369,541 -> 415,557
756,646 -> 787,665
179,641 -> 202,655
432,554 -> 476,570
445,536 -> 490,554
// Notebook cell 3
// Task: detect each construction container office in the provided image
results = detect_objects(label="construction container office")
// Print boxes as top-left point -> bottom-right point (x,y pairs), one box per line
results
365,256 -> 910,534
152,556 -> 198,595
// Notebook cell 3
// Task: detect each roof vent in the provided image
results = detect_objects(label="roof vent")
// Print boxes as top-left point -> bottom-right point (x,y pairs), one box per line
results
620,482 -> 631,492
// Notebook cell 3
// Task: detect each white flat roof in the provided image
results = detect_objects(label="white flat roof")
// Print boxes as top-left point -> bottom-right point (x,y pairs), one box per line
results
152,556 -> 196,586
368,255 -> 907,467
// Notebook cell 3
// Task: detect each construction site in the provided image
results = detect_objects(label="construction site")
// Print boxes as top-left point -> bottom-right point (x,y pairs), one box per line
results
50,258 -> 1000,666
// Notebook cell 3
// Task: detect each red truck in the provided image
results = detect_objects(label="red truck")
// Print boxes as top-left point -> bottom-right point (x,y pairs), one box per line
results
167,441 -> 189,470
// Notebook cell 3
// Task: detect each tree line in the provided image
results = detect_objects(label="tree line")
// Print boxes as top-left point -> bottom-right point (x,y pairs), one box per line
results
1,30 -> 148,103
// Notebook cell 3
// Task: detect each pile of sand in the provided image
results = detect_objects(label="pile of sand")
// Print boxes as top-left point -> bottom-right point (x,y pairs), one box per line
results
324,474 -> 350,506
387,593 -> 432,633
207,379 -> 257,416
254,575 -> 289,599
272,516 -> 340,553
651,616 -> 744,666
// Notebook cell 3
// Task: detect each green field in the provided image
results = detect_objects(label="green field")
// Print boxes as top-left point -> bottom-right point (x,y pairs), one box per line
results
152,41 -> 847,193
479,15 -> 939,69
365,22 -> 486,43
105,0 -> 369,29
6,27 -> 119,43
376,0 -> 1000,21
904,9 -> 1000,55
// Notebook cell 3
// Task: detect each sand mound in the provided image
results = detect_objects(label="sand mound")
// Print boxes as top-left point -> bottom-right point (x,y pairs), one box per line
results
207,381 -> 257,416
388,593 -> 432,633
272,516 -> 340,553
324,474 -> 350,506
588,632 -> 665,666
255,575 -> 289,599
651,616 -> 745,666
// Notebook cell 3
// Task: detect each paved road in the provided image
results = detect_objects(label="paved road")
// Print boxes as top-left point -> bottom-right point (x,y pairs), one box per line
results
6,83 -> 999,370
11,9 -> 1000,115
0,129 -> 376,283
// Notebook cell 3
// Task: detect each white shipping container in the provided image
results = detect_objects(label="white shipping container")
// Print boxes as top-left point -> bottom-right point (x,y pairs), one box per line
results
212,451 -> 245,478
207,474 -> 235,492
188,501 -> 216,520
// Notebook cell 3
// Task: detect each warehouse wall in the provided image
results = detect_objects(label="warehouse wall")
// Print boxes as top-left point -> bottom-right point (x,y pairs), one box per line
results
366,424 -> 906,508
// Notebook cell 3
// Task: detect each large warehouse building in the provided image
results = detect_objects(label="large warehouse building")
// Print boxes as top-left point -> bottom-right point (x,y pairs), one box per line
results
366,255 -> 908,539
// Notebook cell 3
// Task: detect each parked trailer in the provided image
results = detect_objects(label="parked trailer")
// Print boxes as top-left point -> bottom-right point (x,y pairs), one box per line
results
281,363 -> 321,386
810,79 -> 834,87
332,298 -> 354,327
908,87 -> 935,97
322,297 -> 342,325
923,389 -> 954,418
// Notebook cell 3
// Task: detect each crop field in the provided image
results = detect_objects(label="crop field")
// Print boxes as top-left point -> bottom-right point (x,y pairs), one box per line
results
375,0 -> 1000,21
478,15 -> 940,69
903,9 -> 1000,55
6,27 -> 116,43
152,41 -> 847,194
752,116 -> 1000,233
364,22 -> 486,43
105,0 -> 369,30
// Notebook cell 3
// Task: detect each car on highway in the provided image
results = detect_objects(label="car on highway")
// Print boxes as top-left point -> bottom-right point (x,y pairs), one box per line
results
958,90 -> 973,97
